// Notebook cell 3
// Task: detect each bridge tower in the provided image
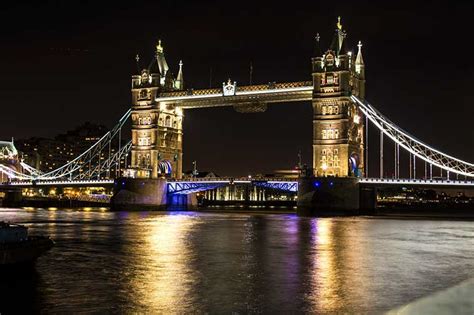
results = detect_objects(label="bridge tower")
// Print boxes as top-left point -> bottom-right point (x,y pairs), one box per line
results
312,17 -> 365,178
130,41 -> 184,179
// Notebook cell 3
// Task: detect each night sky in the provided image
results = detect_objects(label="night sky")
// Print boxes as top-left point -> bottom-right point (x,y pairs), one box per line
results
0,0 -> 473,177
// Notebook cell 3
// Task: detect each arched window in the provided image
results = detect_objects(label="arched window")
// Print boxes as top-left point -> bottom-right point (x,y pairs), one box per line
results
326,74 -> 334,84
334,106 -> 339,114
335,129 -> 339,139
322,105 -> 327,115
322,130 -> 327,139
165,116 -> 171,127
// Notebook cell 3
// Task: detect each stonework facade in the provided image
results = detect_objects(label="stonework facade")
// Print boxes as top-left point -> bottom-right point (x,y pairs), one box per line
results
130,42 -> 184,179
312,19 -> 366,177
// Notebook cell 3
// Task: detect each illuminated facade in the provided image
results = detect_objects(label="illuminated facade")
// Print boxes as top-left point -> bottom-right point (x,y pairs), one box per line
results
131,41 -> 184,179
130,18 -> 365,180
312,18 -> 365,177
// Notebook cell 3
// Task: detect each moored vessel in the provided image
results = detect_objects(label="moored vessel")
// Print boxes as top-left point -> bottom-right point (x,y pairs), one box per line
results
0,222 -> 54,265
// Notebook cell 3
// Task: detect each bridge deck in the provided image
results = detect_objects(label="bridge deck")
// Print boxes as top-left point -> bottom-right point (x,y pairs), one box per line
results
156,81 -> 313,108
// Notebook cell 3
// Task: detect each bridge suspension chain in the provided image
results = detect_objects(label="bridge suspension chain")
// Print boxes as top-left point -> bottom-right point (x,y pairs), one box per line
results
352,96 -> 474,178
1,109 -> 132,182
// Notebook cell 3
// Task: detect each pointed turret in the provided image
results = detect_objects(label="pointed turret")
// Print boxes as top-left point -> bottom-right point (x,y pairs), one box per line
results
155,40 -> 169,81
175,60 -> 184,90
329,16 -> 345,55
355,40 -> 365,78
339,32 -> 348,55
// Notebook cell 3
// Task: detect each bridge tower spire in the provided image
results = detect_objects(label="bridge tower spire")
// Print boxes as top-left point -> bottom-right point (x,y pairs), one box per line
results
311,17 -> 365,178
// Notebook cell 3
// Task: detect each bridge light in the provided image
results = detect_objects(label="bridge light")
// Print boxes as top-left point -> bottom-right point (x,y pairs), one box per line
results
314,180 -> 321,188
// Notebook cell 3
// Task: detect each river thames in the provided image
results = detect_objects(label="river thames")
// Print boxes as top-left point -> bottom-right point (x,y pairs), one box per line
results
1,207 -> 473,313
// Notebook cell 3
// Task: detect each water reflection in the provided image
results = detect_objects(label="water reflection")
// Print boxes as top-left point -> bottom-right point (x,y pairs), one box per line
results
0,209 -> 473,313
125,213 -> 200,313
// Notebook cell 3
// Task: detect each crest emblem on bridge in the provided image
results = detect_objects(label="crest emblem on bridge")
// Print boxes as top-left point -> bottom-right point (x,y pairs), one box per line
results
222,79 -> 237,96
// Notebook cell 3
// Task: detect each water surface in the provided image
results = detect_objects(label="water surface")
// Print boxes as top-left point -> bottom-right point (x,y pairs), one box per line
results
1,208 -> 473,313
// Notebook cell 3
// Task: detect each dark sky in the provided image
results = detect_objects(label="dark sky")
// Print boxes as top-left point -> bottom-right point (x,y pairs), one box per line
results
0,0 -> 473,176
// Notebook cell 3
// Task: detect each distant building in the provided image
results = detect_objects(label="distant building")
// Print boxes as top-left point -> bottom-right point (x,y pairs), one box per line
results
182,171 -> 218,179
16,122 -> 109,173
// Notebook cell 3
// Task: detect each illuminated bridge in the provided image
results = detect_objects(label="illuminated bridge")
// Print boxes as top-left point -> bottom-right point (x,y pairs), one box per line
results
1,18 -> 473,212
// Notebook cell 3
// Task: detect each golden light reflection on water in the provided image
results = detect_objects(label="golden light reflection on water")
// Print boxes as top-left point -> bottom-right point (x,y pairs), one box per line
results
128,214 -> 200,313
309,218 -> 343,312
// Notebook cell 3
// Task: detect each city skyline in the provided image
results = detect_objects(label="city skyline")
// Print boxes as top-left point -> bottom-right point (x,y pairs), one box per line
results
0,1 -> 473,176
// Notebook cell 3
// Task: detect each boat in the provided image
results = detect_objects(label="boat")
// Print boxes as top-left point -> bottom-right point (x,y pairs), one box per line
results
0,221 -> 54,265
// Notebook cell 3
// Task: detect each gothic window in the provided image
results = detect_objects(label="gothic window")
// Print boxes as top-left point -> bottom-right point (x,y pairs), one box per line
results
326,74 -> 334,85
322,105 -> 327,115
334,106 -> 339,114
138,137 -> 151,146
328,106 -> 333,115
159,117 -> 163,126
138,118 -> 142,125
322,130 -> 327,139
146,153 -> 151,166
335,129 -> 339,139
326,54 -> 334,66
139,89 -> 149,99
165,116 -> 171,127
329,130 -> 334,139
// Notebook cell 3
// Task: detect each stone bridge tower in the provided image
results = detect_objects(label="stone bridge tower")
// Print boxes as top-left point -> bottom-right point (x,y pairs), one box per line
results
130,41 -> 184,179
312,17 -> 365,177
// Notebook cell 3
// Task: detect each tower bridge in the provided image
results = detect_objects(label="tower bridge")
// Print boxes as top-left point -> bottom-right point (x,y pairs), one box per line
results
1,17 -> 473,213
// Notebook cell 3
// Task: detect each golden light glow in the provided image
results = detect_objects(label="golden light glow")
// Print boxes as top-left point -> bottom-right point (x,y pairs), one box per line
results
125,215 -> 200,312
308,219 -> 343,312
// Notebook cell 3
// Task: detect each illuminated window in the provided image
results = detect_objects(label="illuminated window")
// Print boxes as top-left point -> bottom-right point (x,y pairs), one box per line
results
326,74 -> 334,85
165,116 -> 171,127
322,130 -> 327,139
139,89 -> 149,99
322,105 -> 327,115
138,137 -> 151,146
335,129 -> 339,139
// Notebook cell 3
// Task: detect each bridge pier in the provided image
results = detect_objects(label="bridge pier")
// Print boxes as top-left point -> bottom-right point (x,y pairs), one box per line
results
0,187 -> 23,207
297,176 -> 361,216
111,177 -> 198,211
111,178 -> 168,211
297,174 -> 377,216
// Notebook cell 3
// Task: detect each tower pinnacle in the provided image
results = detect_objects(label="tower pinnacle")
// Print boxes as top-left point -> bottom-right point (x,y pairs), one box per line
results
175,60 -> 184,90
337,16 -> 342,30
156,39 -> 163,53
356,41 -> 364,65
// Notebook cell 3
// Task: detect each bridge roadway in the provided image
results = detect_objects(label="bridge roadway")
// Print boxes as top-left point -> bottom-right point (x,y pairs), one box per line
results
2,177 -> 472,194
156,81 -> 313,109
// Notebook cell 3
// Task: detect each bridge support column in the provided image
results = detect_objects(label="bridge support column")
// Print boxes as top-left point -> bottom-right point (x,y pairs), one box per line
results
1,187 -> 23,207
297,176 -> 361,216
111,177 -> 168,211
